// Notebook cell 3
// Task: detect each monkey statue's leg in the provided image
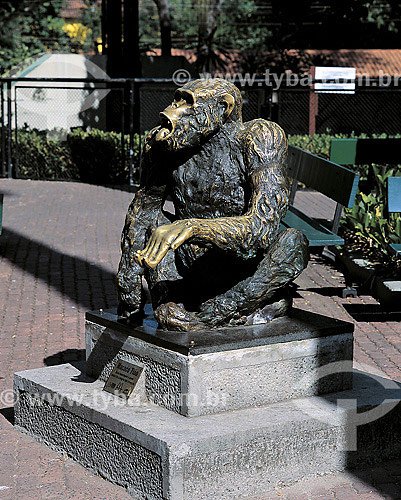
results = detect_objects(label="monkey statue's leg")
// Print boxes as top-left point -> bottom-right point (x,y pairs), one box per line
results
117,187 -> 166,318
196,228 -> 309,327
142,213 -> 205,331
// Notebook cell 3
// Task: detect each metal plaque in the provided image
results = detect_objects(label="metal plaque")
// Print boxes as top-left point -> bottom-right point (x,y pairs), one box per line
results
103,359 -> 143,400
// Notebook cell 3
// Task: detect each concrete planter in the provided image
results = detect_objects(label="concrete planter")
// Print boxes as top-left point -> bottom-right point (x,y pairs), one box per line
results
336,252 -> 401,309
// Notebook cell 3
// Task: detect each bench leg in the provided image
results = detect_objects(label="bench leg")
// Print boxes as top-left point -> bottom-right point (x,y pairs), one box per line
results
324,246 -> 359,298
342,285 -> 358,298
322,246 -> 336,262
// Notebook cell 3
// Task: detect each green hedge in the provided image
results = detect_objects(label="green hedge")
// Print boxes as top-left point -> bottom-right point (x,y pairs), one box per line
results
67,129 -> 141,185
16,128 -> 76,180
288,132 -> 401,189
11,127 -> 142,184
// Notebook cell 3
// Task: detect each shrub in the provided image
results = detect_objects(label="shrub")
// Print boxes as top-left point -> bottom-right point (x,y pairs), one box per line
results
288,132 -> 401,271
14,128 -> 76,179
288,132 -> 401,159
7,127 -> 142,184
288,132 -> 401,185
67,128 -> 140,185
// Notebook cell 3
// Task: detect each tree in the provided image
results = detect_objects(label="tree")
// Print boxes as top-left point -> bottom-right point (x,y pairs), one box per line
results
152,0 -> 172,56
196,0 -> 223,73
80,0 -> 102,54
134,0 -> 401,73
0,0 -> 79,76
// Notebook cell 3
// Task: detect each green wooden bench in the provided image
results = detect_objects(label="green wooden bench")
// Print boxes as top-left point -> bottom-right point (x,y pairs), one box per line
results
330,138 -> 401,166
388,176 -> 401,256
330,138 -> 401,193
280,145 -> 360,248
0,194 -> 3,236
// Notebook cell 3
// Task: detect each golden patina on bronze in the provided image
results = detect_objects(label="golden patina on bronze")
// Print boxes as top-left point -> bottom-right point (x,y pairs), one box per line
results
117,78 -> 309,331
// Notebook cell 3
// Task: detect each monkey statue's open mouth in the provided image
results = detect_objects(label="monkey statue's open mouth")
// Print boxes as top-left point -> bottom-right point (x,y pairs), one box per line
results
155,113 -> 175,142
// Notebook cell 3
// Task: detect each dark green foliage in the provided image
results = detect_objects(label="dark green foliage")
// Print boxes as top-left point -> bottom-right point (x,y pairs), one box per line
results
288,132 -> 350,158
288,132 -> 401,271
6,128 -> 142,184
288,132 -> 401,160
0,1 -> 79,76
67,128 -> 139,184
80,0 -> 102,54
15,128 -> 76,180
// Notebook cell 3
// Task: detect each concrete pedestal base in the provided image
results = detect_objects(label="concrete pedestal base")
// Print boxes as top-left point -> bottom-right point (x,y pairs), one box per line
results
86,307 -> 354,416
14,363 -> 401,500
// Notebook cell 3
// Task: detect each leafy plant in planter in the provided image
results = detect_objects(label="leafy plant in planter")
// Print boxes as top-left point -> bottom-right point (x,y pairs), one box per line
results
341,165 -> 401,274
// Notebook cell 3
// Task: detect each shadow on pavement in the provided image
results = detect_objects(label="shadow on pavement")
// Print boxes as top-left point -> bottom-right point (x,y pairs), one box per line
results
44,348 -> 86,367
344,303 -> 401,322
0,188 -> 18,197
0,227 -> 117,311
0,407 -> 14,425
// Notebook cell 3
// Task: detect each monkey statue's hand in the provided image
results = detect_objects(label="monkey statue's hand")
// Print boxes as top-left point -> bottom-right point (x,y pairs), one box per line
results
133,220 -> 195,269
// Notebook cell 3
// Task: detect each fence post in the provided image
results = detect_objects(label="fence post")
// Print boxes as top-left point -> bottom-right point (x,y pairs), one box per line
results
6,81 -> 13,178
1,83 -> 5,177
14,87 -> 18,178
309,66 -> 318,136
129,80 -> 134,186
121,86 -> 125,180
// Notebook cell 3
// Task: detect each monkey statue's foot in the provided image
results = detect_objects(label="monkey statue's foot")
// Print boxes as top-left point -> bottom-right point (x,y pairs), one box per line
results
154,302 -> 206,332
244,296 -> 292,325
195,288 -> 294,329
117,302 -> 144,322
196,298 -> 241,328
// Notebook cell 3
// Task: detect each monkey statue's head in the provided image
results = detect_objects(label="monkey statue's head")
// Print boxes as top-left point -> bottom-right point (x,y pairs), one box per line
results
155,78 -> 243,151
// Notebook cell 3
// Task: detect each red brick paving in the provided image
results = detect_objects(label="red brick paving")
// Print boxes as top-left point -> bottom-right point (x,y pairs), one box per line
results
0,179 -> 400,500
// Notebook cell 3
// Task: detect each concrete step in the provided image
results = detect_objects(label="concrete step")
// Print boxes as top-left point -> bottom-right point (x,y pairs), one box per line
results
14,363 -> 401,500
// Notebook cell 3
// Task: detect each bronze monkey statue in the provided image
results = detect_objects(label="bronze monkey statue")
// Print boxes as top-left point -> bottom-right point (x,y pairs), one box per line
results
117,78 -> 309,331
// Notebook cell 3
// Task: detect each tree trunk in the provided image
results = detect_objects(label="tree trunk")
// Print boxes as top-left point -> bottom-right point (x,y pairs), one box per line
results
197,0 -> 223,73
153,0 -> 172,57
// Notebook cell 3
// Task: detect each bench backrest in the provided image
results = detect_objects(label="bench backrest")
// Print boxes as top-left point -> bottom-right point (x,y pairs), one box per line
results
287,145 -> 360,208
388,177 -> 401,213
330,138 -> 401,165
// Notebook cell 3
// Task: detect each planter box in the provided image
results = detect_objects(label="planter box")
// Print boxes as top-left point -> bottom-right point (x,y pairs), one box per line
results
337,252 -> 401,309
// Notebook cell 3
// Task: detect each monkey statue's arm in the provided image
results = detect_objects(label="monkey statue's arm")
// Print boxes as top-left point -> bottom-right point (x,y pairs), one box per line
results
135,120 -> 289,269
117,128 -> 168,315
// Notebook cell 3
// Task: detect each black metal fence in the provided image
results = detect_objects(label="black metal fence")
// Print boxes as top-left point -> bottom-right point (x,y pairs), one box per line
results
0,77 -> 131,181
1,76 -> 401,184
275,86 -> 401,136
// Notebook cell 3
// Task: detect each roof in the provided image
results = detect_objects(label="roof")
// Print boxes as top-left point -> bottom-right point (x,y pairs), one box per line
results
60,0 -> 86,20
305,49 -> 401,78
147,48 -> 401,77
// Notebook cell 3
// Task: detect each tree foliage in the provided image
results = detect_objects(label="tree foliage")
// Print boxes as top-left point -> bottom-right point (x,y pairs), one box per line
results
0,0 -> 80,75
1,0 -> 400,76
80,0 -> 102,54
138,0 -> 401,73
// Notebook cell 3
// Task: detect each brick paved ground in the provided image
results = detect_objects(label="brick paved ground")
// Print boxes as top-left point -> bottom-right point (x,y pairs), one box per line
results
0,179 -> 400,500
